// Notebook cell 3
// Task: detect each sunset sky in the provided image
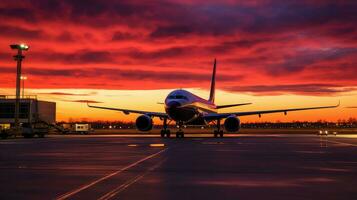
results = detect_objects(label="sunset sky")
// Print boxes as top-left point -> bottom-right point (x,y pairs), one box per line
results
0,0 -> 356,122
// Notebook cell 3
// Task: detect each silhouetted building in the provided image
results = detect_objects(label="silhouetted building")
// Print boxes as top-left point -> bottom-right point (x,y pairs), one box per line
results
0,96 -> 56,128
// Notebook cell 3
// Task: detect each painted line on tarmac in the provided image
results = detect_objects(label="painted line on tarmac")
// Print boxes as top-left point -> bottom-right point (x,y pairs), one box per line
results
56,148 -> 167,200
326,140 -> 357,147
98,159 -> 167,200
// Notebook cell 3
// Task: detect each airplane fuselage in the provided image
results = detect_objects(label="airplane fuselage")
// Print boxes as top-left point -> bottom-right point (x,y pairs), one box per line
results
165,89 -> 217,123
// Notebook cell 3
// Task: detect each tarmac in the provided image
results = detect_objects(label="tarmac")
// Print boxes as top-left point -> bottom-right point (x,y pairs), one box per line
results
1,132 -> 357,200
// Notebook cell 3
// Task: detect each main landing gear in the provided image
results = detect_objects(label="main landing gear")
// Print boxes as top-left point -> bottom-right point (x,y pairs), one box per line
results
176,121 -> 184,138
214,119 -> 224,138
160,118 -> 171,138
160,119 -> 185,139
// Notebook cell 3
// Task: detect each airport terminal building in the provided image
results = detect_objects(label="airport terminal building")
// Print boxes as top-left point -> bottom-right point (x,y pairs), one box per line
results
0,95 -> 56,129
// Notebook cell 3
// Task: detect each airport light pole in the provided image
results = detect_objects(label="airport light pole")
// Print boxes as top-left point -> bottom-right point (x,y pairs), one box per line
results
20,76 -> 27,98
10,43 -> 29,131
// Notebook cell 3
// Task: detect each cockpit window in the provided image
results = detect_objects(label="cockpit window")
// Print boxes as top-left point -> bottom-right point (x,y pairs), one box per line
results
168,94 -> 188,100
177,95 -> 189,100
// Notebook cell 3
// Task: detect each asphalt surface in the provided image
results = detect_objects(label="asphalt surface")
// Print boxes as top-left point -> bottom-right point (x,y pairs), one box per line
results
1,133 -> 357,200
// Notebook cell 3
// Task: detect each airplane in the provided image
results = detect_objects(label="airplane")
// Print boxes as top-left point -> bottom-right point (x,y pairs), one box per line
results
88,59 -> 340,138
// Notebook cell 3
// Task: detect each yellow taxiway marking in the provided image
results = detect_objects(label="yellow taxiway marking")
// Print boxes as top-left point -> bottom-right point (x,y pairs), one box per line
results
149,143 -> 165,147
56,148 -> 167,200
326,140 -> 357,147
336,135 -> 357,139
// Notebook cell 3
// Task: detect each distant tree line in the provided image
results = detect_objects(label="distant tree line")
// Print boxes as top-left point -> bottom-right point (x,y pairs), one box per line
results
241,118 -> 357,129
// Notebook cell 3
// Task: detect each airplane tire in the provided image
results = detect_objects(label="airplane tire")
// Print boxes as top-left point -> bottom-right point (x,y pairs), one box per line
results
161,130 -> 171,138
166,130 -> 171,138
176,131 -> 184,138
213,130 -> 219,138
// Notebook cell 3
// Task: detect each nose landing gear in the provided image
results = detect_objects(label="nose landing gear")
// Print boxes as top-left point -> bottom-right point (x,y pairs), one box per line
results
160,118 -> 171,138
176,131 -> 184,138
176,121 -> 185,138
160,119 -> 185,138
213,119 -> 224,138
161,129 -> 171,138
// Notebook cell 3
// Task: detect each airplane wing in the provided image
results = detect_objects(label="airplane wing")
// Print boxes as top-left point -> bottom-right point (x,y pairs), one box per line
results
216,103 -> 252,109
203,102 -> 340,120
87,103 -> 168,118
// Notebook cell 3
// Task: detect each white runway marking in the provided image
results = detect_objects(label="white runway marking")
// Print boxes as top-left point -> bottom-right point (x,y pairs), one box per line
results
98,159 -> 166,200
56,148 -> 167,200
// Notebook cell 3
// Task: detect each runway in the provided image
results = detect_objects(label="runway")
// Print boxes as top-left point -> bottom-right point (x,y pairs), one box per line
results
1,133 -> 357,199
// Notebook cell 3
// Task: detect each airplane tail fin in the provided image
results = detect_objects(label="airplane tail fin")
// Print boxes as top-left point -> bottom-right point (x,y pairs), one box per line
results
208,59 -> 216,103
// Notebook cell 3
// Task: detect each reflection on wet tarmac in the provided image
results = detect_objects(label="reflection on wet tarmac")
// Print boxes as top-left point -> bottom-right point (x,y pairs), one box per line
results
196,177 -> 335,188
1,134 -> 357,199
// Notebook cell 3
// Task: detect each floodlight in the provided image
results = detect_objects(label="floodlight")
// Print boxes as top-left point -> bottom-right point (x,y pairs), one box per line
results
10,43 -> 29,51
10,42 -> 30,131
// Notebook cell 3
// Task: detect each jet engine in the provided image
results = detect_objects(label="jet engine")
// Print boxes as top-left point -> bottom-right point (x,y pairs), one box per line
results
136,115 -> 153,131
224,116 -> 241,132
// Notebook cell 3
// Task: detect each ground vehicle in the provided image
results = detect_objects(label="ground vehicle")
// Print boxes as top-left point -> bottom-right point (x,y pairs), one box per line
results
61,123 -> 91,134
74,124 -> 91,134
22,122 -> 49,138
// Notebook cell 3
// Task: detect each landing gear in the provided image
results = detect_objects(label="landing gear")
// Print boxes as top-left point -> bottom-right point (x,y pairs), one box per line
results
176,121 -> 185,138
161,118 -> 171,138
176,131 -> 184,138
214,130 -> 224,137
213,119 -> 224,138
161,129 -> 171,138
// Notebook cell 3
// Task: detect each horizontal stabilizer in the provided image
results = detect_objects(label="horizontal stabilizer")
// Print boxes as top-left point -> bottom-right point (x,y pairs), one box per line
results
216,103 -> 252,109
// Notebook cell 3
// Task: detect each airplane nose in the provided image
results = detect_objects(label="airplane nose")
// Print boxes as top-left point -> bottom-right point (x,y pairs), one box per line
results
165,101 -> 182,121
166,101 -> 181,109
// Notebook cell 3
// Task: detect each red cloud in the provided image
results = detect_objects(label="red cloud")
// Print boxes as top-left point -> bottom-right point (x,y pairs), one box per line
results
0,0 -> 356,95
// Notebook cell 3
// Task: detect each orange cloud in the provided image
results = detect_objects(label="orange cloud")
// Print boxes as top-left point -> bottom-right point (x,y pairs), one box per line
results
0,0 -> 356,121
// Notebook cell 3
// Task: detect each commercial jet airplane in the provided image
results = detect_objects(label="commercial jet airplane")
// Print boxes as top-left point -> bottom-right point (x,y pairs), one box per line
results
88,59 -> 339,138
